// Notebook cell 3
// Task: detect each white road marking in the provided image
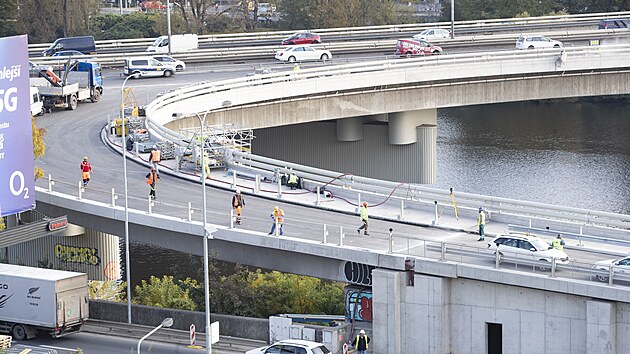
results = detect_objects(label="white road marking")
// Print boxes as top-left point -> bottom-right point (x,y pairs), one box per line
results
40,345 -> 79,352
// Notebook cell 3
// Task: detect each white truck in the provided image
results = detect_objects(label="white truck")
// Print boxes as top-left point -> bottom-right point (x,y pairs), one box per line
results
147,34 -> 198,53
0,264 -> 89,340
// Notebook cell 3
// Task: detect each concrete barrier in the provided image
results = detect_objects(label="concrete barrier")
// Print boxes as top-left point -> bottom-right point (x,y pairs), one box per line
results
89,299 -> 269,341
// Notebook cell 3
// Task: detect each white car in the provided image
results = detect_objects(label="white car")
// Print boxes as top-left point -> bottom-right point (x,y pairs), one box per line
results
152,55 -> 186,71
487,234 -> 569,270
592,256 -> 630,282
246,339 -> 331,354
412,28 -> 450,41
515,34 -> 563,50
275,45 -> 332,63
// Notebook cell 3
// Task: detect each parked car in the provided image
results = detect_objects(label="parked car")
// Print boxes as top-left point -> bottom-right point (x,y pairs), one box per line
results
487,234 -> 570,270
275,45 -> 331,62
52,50 -> 86,57
245,339 -> 331,354
152,55 -> 186,71
598,19 -> 630,29
281,32 -> 321,45
592,256 -> 630,282
395,39 -> 442,57
515,34 -> 563,50
412,28 -> 450,41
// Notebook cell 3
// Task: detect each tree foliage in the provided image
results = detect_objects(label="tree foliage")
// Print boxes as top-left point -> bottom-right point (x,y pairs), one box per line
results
32,117 -> 46,180
134,275 -> 197,311
441,0 -> 630,21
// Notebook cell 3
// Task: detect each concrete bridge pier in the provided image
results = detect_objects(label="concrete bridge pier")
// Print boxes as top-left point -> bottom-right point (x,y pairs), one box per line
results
336,117 -> 364,142
388,109 -> 437,184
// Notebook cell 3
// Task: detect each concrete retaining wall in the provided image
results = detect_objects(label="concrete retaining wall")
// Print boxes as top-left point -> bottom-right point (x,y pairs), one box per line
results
89,300 -> 269,341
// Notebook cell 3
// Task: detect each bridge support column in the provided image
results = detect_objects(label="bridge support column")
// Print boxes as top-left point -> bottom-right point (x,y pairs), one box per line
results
417,124 -> 437,184
336,117 -> 363,142
586,300 -> 616,353
372,269 -> 449,354
388,109 -> 436,145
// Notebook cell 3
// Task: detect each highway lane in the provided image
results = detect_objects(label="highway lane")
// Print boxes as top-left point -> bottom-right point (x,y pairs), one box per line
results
34,65 -> 623,274
14,332 -> 225,354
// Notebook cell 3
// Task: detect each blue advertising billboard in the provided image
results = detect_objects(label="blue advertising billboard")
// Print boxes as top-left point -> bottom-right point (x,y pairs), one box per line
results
0,35 -> 36,217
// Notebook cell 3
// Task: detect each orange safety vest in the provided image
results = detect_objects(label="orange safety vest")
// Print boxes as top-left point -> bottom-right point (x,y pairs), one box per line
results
146,172 -> 157,185
273,209 -> 284,223
151,150 -> 161,162
80,161 -> 91,172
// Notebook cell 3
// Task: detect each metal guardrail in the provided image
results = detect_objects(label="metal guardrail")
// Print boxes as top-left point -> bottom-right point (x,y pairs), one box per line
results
28,27 -> 630,67
27,10 -> 630,53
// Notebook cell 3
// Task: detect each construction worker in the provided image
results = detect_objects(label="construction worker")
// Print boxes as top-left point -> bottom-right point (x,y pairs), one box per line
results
232,189 -> 245,224
198,151 -> 211,180
357,202 -> 369,236
351,329 -> 370,354
287,172 -> 299,190
293,63 -> 301,80
146,166 -> 159,200
80,156 -> 92,187
268,206 -> 284,236
477,207 -> 486,241
149,145 -> 161,176
553,234 -> 565,250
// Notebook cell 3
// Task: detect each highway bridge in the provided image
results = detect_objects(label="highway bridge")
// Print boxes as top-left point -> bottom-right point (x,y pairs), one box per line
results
15,18 -> 630,354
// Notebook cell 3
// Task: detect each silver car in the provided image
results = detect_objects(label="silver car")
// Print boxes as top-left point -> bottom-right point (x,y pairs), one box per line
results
487,234 -> 569,270
592,256 -> 630,282
412,28 -> 450,41
246,339 -> 331,354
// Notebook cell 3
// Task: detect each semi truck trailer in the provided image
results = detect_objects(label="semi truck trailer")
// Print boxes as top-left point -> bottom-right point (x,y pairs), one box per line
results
0,264 -> 89,340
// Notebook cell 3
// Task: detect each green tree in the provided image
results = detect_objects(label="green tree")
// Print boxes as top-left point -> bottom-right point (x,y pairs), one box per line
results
134,275 -> 197,311
0,0 -> 17,37
32,117 -> 46,180
89,280 -> 125,302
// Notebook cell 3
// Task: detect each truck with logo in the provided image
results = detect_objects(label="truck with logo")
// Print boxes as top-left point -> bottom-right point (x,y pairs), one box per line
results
0,264 -> 89,340
30,60 -> 103,112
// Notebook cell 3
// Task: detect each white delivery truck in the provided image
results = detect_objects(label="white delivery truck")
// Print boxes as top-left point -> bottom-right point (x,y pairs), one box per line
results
0,264 -> 89,340
147,34 -> 198,53
30,86 -> 44,116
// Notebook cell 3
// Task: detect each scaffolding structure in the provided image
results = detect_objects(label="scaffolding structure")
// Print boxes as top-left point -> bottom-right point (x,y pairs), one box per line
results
179,123 -> 254,170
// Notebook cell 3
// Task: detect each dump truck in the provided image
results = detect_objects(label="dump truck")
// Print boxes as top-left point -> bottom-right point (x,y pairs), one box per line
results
0,264 -> 89,340
30,60 -> 103,112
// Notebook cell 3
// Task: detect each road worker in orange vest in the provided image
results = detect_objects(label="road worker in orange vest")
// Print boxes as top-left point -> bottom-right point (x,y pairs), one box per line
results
149,145 -> 161,176
80,156 -> 92,187
268,206 -> 284,235
146,166 -> 159,200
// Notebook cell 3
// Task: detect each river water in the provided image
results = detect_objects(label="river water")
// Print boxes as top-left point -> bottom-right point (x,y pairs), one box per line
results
131,97 -> 630,284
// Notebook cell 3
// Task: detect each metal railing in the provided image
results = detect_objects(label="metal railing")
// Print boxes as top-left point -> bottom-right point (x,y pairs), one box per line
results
35,175 -> 630,289
27,11 -> 630,53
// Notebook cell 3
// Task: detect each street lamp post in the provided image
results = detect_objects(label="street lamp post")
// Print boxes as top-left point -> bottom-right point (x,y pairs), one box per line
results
450,0 -> 455,39
121,73 -> 138,324
167,0 -> 172,55
137,318 -> 173,353
194,112 -> 212,353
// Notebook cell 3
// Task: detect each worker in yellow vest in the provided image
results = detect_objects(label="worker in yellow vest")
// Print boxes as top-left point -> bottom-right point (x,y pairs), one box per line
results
351,329 -> 370,354
477,207 -> 486,241
268,206 -> 284,236
552,234 -> 565,250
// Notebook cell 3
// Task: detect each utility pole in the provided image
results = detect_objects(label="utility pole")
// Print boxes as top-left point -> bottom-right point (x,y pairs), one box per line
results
450,0 -> 455,39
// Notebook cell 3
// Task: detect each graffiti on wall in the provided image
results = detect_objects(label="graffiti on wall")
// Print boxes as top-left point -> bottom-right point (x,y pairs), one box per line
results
346,287 -> 372,322
343,261 -> 375,286
55,244 -> 101,266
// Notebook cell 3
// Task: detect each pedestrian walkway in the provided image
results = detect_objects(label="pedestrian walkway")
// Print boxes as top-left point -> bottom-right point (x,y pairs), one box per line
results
103,130 -> 630,258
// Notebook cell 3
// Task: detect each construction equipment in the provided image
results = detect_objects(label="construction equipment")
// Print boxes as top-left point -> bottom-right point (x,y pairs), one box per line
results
30,59 -> 103,112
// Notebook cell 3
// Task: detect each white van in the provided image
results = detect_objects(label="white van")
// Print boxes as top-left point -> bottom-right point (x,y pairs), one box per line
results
30,86 -> 45,116
146,34 -> 198,53
123,57 -> 176,78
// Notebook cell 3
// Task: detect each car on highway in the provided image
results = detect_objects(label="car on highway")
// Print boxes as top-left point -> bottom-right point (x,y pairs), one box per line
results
152,55 -> 186,71
281,32 -> 321,45
412,28 -> 450,41
592,256 -> 630,282
395,39 -> 442,57
245,339 -> 332,354
52,50 -> 86,57
515,34 -> 563,50
598,18 -> 630,29
487,233 -> 569,270
275,45 -> 331,62
124,56 -> 176,78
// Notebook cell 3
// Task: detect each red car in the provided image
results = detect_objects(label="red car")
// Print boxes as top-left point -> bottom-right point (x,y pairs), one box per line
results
395,39 -> 442,57
281,32 -> 321,45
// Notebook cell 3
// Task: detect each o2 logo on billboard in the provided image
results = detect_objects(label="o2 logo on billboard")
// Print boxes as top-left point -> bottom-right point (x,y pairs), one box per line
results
9,170 -> 29,200
0,87 -> 18,113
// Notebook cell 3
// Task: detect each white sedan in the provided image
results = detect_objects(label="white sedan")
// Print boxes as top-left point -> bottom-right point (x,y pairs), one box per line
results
152,55 -> 186,71
275,45 -> 332,63
412,28 -> 450,41
592,256 -> 630,282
